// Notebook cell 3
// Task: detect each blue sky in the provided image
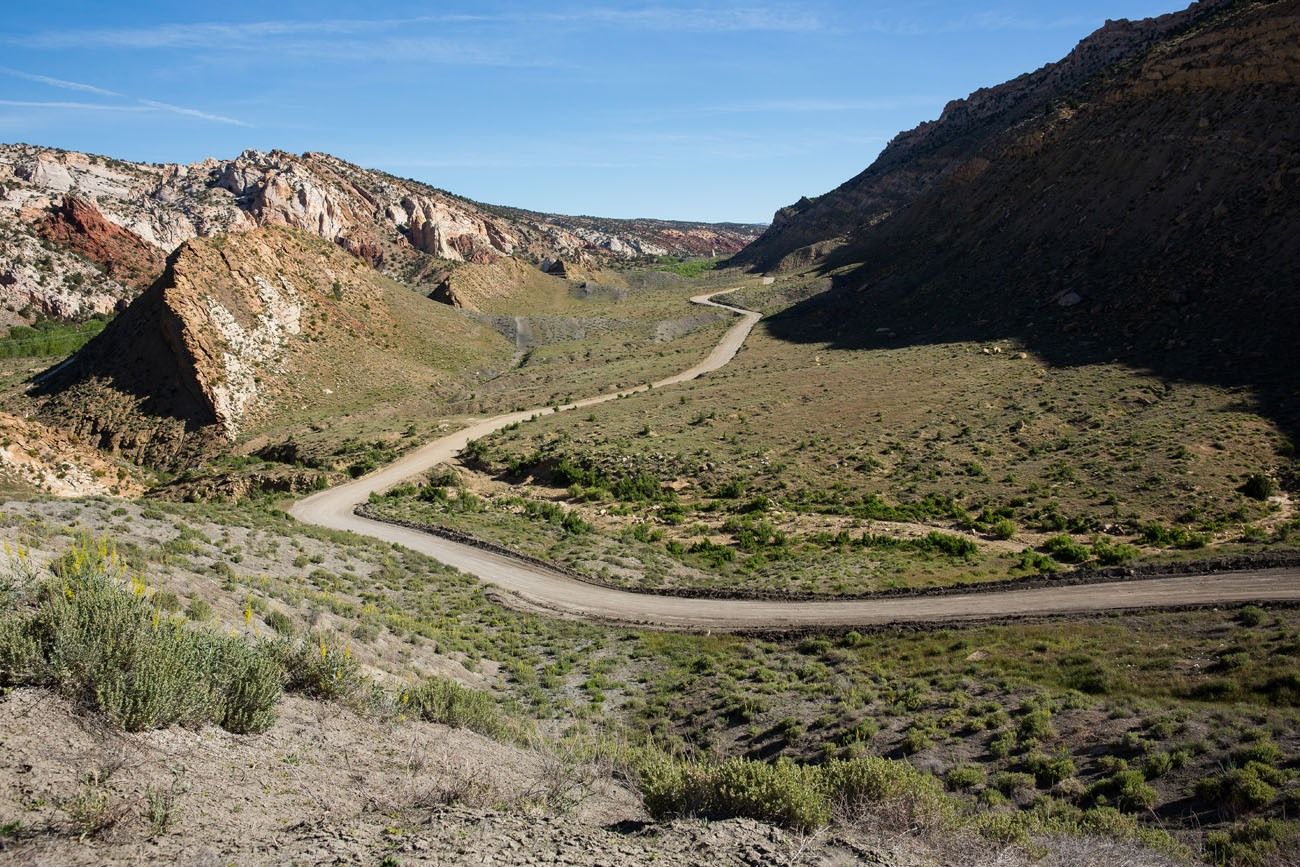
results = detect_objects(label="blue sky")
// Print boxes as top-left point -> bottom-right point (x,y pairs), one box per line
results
3,1 -> 1186,223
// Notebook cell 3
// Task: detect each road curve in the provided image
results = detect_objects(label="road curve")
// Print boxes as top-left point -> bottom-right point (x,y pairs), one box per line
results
291,290 -> 1300,631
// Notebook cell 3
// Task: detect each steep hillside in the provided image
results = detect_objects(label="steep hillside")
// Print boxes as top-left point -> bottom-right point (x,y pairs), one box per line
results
0,145 -> 762,323
28,226 -> 511,468
731,0 -> 1239,273
759,0 -> 1299,440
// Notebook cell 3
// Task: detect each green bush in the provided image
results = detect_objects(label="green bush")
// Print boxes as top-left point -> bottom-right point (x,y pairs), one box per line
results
1092,538 -> 1140,566
214,639 -> 285,734
901,727 -> 933,754
185,598 -> 213,622
1203,818 -> 1296,867
1236,605 -> 1267,627
0,616 -> 42,685
1086,766 -> 1159,812
262,609 -> 295,636
1239,474 -> 1276,501
1231,738 -> 1283,767
1017,706 -> 1056,742
640,756 -> 829,831
522,500 -> 592,534
1142,751 -> 1174,780
858,531 -> 978,559
992,771 -> 1036,797
1025,749 -> 1077,787
639,754 -> 952,833
281,631 -> 362,700
944,763 -> 986,791
1042,534 -> 1090,564
1141,523 -> 1208,549
402,677 -> 506,738
2,543 -> 281,733
1197,763 -> 1283,815
989,518 -> 1017,540
820,756 -> 953,829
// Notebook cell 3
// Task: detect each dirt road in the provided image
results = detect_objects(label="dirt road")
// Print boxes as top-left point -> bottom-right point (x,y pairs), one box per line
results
291,289 -> 1300,631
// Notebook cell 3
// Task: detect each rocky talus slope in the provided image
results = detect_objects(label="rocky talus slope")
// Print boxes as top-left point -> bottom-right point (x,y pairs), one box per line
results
0,144 -> 761,324
0,412 -> 142,497
28,226 -> 510,468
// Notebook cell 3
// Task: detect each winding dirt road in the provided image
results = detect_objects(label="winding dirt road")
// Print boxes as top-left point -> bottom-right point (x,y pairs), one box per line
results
291,290 -> 1300,631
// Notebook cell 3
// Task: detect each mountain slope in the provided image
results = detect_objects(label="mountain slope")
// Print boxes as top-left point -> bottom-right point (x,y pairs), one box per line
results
730,0 -> 1240,273
29,226 -> 511,468
760,0 -> 1299,439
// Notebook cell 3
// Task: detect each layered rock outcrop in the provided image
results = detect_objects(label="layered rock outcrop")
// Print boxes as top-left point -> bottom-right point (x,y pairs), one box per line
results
29,225 -> 509,468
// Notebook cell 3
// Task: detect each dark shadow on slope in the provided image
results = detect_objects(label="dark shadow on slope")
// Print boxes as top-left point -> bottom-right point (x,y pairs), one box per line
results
764,258 -> 1300,450
763,10 -> 1300,450
27,261 -> 221,469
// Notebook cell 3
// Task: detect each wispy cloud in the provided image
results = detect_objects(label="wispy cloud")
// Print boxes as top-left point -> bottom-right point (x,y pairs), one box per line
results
558,7 -> 822,32
11,6 -> 821,53
11,17 -> 458,50
1,65 -> 248,126
853,10 -> 1091,36
138,99 -> 247,126
0,99 -> 148,112
0,66 -> 121,96
678,97 -> 938,115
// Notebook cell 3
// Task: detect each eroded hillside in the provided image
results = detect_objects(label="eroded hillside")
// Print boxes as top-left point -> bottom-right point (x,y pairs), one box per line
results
28,226 -> 512,469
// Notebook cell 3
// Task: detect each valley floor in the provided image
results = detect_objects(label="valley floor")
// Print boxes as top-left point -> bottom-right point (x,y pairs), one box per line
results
1,271 -> 1298,865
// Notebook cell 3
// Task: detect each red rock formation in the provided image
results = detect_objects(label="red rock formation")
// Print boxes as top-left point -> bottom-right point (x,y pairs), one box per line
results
38,195 -> 165,290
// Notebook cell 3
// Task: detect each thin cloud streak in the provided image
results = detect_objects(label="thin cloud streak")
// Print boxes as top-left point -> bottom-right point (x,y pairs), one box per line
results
0,99 -> 148,112
555,7 -> 822,32
0,99 -> 245,126
12,6 -> 821,52
11,17 -> 478,50
853,11 -> 1092,36
138,100 -> 248,126
675,97 -> 941,115
1,66 -> 247,125
0,67 -> 122,96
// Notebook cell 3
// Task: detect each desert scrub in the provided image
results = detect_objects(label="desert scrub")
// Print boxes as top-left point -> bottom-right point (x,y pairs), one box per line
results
401,677 -> 510,738
1042,534 -> 1091,564
0,540 -> 282,733
639,755 -> 830,831
639,754 -> 951,833
280,631 -> 362,700
1203,818 -> 1297,866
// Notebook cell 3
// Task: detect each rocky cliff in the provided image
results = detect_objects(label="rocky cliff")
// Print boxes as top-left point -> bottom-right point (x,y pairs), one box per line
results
0,145 -> 762,325
731,0 -> 1238,272
30,226 -> 510,468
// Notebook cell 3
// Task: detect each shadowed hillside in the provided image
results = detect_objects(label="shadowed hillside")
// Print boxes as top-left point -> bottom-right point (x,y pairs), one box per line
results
762,0 -> 1300,443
